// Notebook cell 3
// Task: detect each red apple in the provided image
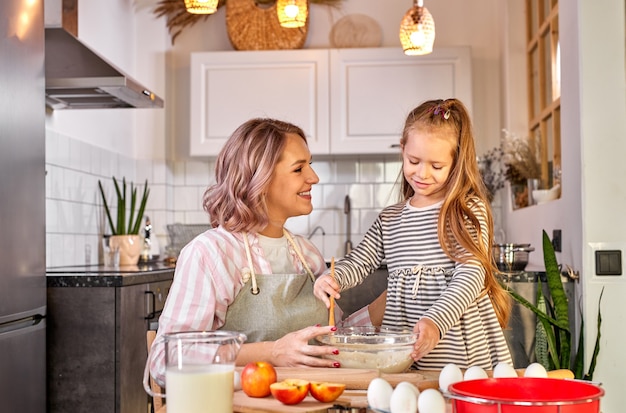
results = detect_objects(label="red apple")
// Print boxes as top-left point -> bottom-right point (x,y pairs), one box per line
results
270,379 -> 310,405
240,361 -> 277,398
309,381 -> 346,402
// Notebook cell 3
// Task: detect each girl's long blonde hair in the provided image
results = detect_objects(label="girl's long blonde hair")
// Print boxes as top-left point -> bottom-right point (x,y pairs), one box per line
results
399,99 -> 511,328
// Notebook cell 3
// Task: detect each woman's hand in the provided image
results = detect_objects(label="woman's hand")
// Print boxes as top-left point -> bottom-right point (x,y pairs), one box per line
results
410,317 -> 440,361
270,325 -> 341,368
313,274 -> 340,308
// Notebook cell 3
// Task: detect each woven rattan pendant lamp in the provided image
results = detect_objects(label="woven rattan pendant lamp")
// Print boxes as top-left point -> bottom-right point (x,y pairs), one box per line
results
184,0 -> 218,14
399,0 -> 435,55
277,0 -> 308,28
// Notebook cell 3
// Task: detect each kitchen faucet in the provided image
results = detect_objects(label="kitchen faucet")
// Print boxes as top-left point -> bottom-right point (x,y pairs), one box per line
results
307,225 -> 326,240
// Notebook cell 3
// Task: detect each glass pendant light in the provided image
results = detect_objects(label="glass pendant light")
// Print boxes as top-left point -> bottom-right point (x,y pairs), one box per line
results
184,0 -> 219,15
399,0 -> 435,55
277,0 -> 308,28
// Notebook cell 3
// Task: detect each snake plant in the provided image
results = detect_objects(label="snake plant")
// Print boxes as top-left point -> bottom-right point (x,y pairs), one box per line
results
503,229 -> 603,380
98,177 -> 150,235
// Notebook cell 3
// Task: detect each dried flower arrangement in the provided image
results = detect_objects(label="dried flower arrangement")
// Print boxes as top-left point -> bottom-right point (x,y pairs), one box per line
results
501,129 -> 541,185
478,129 -> 542,205
477,146 -> 506,203
153,0 -> 345,43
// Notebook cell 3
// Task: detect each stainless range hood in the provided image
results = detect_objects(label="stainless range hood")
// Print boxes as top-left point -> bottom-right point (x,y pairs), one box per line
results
45,28 -> 164,109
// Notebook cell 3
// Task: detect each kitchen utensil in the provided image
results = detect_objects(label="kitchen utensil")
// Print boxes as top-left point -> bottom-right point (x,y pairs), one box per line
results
329,257 -> 336,326
344,195 -> 352,255
143,331 -> 246,413
493,243 -> 535,272
316,326 -> 417,374
165,223 -> 211,259
447,377 -> 604,413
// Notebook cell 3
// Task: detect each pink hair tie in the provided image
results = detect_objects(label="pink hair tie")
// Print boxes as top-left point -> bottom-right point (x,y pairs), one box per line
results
433,106 -> 451,120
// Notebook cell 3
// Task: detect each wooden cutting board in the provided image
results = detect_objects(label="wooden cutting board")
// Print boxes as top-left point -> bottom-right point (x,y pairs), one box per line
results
233,367 -> 441,412
234,390 -> 368,413
271,367 -> 440,390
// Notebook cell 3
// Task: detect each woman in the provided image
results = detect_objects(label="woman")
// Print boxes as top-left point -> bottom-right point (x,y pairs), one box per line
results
148,118 -> 383,385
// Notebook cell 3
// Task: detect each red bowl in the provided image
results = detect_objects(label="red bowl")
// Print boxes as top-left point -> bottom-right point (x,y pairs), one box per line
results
448,377 -> 604,413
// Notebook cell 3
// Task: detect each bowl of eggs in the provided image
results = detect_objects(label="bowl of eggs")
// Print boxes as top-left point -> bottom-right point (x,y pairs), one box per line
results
315,326 -> 417,373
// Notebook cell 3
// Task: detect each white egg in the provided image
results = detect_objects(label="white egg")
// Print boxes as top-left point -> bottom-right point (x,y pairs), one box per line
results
464,365 -> 488,381
389,383 -> 418,413
438,363 -> 463,392
493,362 -> 518,378
524,362 -> 548,378
417,388 -> 446,413
367,377 -> 394,411
395,381 -> 420,398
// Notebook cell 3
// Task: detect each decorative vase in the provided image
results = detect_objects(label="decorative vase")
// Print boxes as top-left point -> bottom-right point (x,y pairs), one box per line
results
109,235 -> 143,266
527,178 -> 541,206
510,183 -> 529,209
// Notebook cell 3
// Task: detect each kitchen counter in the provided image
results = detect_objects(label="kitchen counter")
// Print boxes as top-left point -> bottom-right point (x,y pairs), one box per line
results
46,261 -> 175,287
47,261 -> 175,413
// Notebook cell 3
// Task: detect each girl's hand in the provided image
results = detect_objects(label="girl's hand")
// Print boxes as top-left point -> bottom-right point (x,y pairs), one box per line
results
313,274 -> 340,308
411,318 -> 440,361
271,325 -> 341,368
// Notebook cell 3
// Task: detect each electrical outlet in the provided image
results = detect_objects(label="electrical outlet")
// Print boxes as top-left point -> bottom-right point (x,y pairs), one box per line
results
552,229 -> 562,252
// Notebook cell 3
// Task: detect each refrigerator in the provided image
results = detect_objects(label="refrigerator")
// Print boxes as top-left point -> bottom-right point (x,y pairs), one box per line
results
0,0 -> 47,412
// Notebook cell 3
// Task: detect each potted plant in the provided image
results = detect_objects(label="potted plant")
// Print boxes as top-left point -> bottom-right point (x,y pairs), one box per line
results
503,230 -> 603,380
98,177 -> 150,265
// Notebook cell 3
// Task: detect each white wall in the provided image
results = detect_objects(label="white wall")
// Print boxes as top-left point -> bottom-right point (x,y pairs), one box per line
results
502,0 -> 626,411
576,1 -> 626,411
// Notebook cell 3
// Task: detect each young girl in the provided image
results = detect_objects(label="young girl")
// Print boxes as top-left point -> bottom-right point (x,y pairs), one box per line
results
314,99 -> 513,369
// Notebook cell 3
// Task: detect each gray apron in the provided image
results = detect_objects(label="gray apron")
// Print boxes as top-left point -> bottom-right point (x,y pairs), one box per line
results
220,231 -> 328,342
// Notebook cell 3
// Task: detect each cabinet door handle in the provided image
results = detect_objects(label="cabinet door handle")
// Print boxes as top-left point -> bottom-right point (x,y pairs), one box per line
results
145,291 -> 156,320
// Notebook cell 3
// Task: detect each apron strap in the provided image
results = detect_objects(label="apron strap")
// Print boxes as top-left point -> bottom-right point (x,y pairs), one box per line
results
283,230 -> 316,283
242,230 -> 316,295
243,233 -> 260,295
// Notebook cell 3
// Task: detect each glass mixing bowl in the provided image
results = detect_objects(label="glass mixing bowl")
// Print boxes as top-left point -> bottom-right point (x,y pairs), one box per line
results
315,326 -> 417,373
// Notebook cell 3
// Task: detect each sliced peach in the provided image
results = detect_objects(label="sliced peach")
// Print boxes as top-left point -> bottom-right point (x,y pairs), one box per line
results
270,379 -> 310,405
309,381 -> 346,403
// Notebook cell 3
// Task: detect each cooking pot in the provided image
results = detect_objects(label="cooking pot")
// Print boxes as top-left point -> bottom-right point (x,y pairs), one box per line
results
493,243 -> 535,272
447,377 -> 604,413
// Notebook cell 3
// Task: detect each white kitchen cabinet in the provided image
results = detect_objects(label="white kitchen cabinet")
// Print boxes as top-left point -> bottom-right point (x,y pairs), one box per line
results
330,47 -> 472,154
190,49 -> 330,156
190,47 -> 471,156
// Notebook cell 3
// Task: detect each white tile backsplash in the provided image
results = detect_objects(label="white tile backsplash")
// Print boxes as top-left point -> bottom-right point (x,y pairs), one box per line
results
44,133 -> 429,266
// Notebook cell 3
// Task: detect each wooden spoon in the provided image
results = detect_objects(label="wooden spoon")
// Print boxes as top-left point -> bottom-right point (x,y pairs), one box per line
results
329,257 -> 336,326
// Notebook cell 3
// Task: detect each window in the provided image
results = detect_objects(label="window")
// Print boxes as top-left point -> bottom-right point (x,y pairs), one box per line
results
526,0 -> 561,192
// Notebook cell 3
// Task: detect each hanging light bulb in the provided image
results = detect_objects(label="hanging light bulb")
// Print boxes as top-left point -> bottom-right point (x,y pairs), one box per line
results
184,0 -> 218,15
399,0 -> 435,55
277,0 -> 308,28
